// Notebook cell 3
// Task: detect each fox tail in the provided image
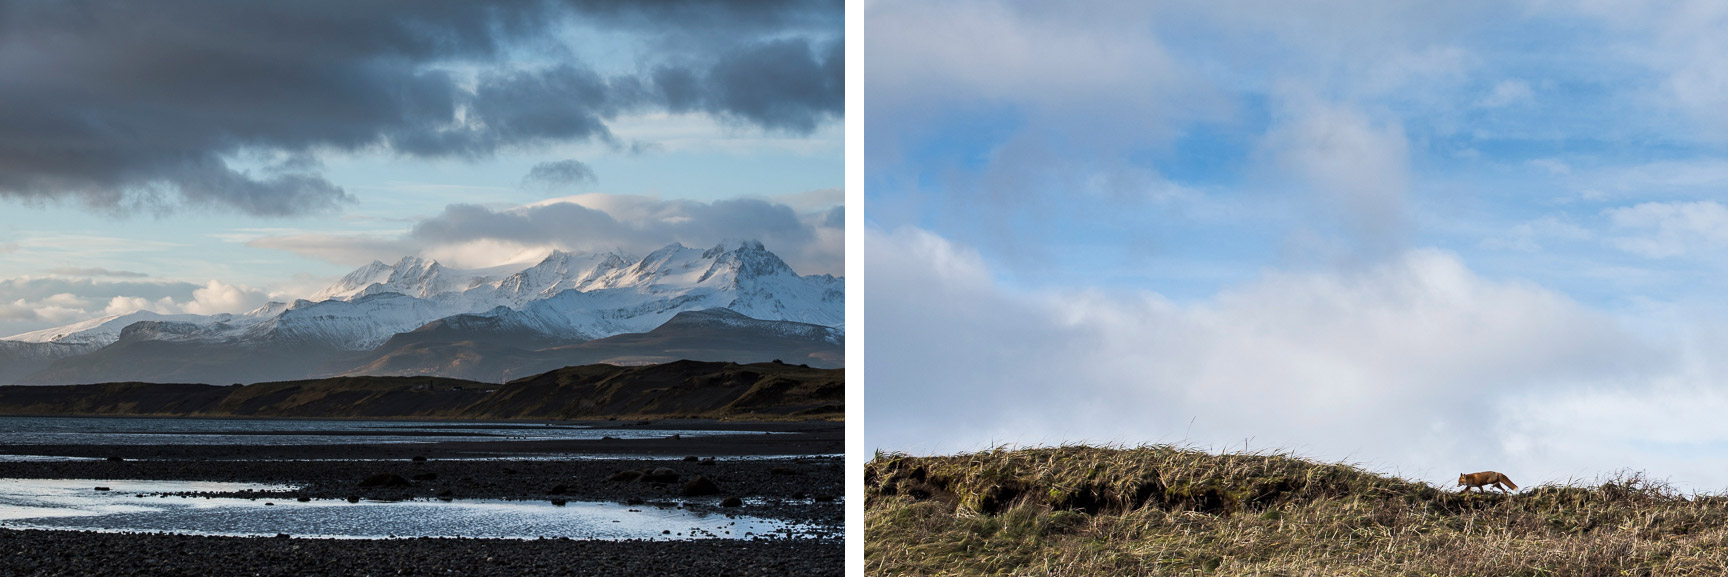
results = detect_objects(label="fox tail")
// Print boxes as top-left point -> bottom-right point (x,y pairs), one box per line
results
1501,475 -> 1518,490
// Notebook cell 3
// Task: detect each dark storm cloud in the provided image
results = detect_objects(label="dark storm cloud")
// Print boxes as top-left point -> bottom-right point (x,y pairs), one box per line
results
697,37 -> 846,133
521,160 -> 599,190
0,0 -> 842,217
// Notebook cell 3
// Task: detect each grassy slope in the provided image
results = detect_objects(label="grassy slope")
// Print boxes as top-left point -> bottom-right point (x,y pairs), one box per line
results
867,445 -> 1728,576
0,361 -> 843,420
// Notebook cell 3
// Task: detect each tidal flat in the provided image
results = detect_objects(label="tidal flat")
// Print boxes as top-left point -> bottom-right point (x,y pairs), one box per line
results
0,417 -> 842,576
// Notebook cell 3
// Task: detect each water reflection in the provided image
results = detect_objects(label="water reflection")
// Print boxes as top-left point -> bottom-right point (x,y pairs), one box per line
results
0,479 -> 815,541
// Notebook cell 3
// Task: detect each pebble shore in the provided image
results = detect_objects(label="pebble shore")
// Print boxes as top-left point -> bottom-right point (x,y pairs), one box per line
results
0,419 -> 843,576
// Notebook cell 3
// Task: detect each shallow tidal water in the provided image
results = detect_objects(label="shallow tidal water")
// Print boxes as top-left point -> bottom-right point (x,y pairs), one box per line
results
0,479 -> 816,541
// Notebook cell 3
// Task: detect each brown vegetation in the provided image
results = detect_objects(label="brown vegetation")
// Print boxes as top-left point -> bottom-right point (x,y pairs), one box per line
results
867,445 -> 1728,576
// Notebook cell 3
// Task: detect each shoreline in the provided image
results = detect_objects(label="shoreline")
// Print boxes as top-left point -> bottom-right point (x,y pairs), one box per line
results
0,418 -> 842,576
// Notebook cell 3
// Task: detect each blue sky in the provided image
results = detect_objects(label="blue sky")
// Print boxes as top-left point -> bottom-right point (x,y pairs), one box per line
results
866,0 -> 1728,491
0,1 -> 843,338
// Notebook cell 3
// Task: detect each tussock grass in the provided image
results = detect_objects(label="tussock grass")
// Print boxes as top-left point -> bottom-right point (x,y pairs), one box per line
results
865,445 -> 1728,576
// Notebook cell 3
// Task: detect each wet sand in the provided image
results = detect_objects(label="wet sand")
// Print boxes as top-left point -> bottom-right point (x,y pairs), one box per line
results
0,419 -> 842,576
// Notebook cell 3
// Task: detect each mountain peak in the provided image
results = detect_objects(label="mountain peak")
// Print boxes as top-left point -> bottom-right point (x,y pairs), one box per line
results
703,239 -> 767,259
699,239 -> 794,282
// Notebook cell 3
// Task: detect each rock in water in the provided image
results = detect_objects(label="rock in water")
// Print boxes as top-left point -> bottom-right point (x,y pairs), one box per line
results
720,497 -> 743,507
682,476 -> 720,496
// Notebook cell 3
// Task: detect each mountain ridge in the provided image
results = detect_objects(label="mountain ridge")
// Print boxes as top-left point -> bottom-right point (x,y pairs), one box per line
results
0,240 -> 844,385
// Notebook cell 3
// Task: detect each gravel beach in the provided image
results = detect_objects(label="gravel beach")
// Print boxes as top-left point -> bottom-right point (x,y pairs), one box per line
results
0,528 -> 842,576
0,418 -> 843,576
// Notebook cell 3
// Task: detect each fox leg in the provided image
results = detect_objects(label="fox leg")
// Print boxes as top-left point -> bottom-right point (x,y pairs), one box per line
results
1493,481 -> 1510,494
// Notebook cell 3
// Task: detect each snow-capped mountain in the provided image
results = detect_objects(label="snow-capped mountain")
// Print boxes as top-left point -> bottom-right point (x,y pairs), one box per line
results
4,310 -> 264,346
3,240 -> 843,353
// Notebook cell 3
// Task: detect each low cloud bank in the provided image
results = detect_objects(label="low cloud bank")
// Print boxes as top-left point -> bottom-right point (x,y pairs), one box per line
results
867,227 -> 1728,491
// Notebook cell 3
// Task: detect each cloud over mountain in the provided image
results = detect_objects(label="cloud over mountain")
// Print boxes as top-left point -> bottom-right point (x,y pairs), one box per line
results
250,193 -> 844,276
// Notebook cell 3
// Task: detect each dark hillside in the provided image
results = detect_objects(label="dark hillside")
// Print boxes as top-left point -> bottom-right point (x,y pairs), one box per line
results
0,361 -> 842,420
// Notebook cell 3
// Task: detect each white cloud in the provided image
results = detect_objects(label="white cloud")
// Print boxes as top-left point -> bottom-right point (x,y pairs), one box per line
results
1260,98 -> 1411,250
1605,200 -> 1728,258
1479,216 -> 1591,252
1477,79 -> 1536,108
865,0 -> 1223,228
103,296 -> 156,316
180,281 -> 269,316
0,279 -> 267,336
864,227 -> 1728,490
1528,158 -> 1572,175
867,0 -> 1205,139
1558,0 -> 1728,136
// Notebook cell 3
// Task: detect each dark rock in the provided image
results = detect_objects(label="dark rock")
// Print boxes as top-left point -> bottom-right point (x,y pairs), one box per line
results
626,497 -> 644,505
813,494 -> 836,502
641,468 -> 679,483
700,457 -> 716,466
93,487 -> 109,491
683,456 -> 699,462
106,456 -> 124,462
296,496 -> 310,502
682,476 -> 719,496
346,495 -> 361,503
608,470 -> 644,482
550,498 -> 567,506
412,473 -> 437,481
547,484 -> 568,495
720,497 -> 743,507
359,473 -> 412,488
411,456 -> 427,462
274,533 -> 290,539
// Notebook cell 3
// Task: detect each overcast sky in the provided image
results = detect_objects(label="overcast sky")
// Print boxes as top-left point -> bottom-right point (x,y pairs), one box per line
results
866,0 -> 1728,492
0,0 -> 843,338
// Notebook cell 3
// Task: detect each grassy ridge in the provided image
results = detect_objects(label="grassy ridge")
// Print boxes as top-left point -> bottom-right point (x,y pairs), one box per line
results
866,445 -> 1728,576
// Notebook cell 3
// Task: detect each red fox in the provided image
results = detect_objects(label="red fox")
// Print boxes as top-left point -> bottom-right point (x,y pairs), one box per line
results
1457,471 -> 1517,494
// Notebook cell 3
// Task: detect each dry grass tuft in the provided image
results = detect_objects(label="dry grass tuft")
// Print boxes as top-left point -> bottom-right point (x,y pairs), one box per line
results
866,444 -> 1728,576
